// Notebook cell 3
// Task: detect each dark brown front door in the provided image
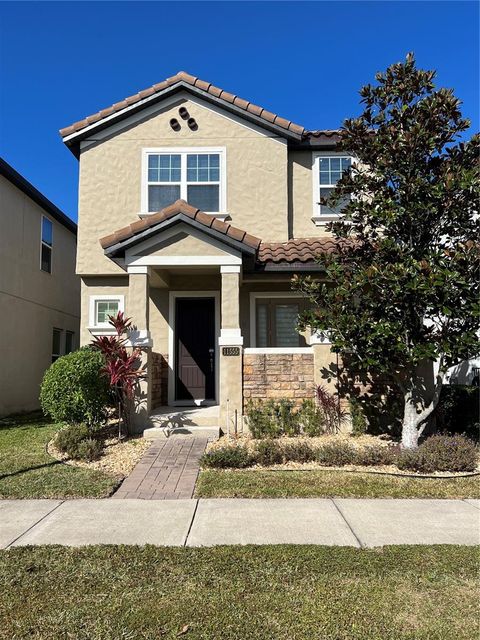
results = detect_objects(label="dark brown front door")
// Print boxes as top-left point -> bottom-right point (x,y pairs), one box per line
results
175,297 -> 215,402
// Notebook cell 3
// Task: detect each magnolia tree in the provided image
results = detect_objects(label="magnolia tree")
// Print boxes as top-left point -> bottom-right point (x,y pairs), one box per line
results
296,53 -> 479,449
91,312 -> 143,437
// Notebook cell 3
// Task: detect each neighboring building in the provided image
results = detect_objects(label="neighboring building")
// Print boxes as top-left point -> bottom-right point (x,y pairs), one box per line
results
59,71 -> 353,433
0,159 -> 80,416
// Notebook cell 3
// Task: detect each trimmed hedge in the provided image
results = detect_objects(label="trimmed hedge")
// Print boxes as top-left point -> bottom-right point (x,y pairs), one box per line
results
55,424 -> 105,461
40,348 -> 110,426
397,435 -> 478,473
201,446 -> 252,469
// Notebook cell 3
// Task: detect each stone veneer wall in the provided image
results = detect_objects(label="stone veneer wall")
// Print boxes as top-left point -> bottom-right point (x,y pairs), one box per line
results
151,352 -> 168,409
243,353 -> 316,408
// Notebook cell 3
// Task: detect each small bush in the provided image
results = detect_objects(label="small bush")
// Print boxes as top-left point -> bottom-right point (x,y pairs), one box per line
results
283,440 -> 316,463
74,438 -> 105,462
349,398 -> 368,437
297,399 -> 325,437
254,440 -> 284,466
40,348 -> 109,426
397,434 -> 478,473
201,446 -> 252,469
355,444 -> 396,466
317,441 -> 357,467
245,400 -> 283,439
56,423 -> 90,454
55,424 -> 105,461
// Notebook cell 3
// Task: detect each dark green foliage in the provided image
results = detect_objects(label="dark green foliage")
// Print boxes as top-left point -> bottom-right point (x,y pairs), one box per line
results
201,445 -> 252,469
297,398 -> 325,436
435,385 -> 480,440
55,423 -> 105,461
317,441 -> 357,466
254,440 -> 284,466
40,349 -> 110,427
355,444 -> 397,466
349,397 -> 368,436
397,434 -> 478,473
283,440 -> 316,463
245,399 -> 300,438
295,53 -> 479,448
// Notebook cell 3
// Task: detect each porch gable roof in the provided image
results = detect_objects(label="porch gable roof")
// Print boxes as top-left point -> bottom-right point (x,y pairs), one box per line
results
100,199 -> 261,259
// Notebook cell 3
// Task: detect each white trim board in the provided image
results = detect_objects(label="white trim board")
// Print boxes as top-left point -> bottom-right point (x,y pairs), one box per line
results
168,291 -> 220,407
244,348 -> 313,355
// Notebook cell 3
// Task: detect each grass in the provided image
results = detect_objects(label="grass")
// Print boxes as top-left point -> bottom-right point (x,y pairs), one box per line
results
196,468 -> 480,499
0,545 -> 478,639
0,414 -> 119,499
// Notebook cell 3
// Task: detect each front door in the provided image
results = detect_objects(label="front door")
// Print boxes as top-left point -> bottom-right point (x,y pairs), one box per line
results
175,297 -> 216,403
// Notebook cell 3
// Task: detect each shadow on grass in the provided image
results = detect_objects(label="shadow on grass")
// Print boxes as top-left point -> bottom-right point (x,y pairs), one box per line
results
0,459 -> 63,480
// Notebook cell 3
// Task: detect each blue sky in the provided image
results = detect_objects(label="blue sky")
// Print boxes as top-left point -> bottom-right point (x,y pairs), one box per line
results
0,1 -> 478,222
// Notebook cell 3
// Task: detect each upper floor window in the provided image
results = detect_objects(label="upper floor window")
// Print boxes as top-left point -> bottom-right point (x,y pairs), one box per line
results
41,216 -> 53,273
312,154 -> 351,224
143,148 -> 225,214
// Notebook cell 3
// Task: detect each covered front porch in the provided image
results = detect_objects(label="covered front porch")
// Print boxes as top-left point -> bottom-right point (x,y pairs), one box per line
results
99,201 -> 334,434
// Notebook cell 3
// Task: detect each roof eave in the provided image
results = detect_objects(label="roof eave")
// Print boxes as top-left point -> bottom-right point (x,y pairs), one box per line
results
103,212 -> 258,259
61,82 -> 304,157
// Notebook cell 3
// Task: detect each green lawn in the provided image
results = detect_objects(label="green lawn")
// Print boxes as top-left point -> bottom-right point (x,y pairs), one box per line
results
0,545 -> 478,640
0,414 -> 119,499
196,468 -> 480,499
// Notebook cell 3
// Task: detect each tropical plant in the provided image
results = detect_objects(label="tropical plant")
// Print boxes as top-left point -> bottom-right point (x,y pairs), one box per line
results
316,385 -> 348,434
91,312 -> 143,437
296,53 -> 479,449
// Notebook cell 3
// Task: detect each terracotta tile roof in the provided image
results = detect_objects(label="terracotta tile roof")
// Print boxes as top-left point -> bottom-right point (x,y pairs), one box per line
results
60,70 -> 340,142
100,199 -> 261,253
257,238 -> 343,264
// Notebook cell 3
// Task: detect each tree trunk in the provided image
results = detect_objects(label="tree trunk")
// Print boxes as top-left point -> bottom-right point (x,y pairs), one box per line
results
401,391 -> 421,449
401,366 -> 446,449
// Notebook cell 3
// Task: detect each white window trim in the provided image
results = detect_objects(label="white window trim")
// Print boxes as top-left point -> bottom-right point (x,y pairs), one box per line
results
40,215 -> 53,274
249,292 -> 312,350
141,147 -> 227,216
88,295 -> 125,334
311,151 -> 352,226
168,291 -> 220,407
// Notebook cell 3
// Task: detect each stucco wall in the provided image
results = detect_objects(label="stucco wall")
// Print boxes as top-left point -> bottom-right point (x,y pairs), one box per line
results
77,96 -> 289,275
0,175 -> 80,415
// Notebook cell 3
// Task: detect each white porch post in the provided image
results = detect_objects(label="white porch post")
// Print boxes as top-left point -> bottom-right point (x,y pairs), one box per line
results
128,266 -> 152,433
219,265 -> 243,433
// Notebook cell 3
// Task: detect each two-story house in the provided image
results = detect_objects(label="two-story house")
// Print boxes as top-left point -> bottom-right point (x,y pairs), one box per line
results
0,159 -> 80,416
60,71 -> 348,434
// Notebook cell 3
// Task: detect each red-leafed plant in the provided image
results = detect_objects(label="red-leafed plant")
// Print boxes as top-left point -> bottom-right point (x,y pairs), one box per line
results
91,312 -> 143,437
316,385 -> 348,434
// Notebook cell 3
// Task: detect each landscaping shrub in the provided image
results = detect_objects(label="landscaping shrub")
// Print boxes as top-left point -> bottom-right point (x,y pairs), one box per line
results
74,438 -> 105,462
349,397 -> 368,436
354,444 -> 397,466
316,386 -> 348,434
254,440 -> 284,466
40,348 -> 109,427
435,385 -> 480,441
245,400 -> 283,439
317,441 -> 357,467
283,440 -> 316,463
55,424 -> 105,461
397,434 -> 478,473
201,446 -> 252,469
297,399 -> 325,437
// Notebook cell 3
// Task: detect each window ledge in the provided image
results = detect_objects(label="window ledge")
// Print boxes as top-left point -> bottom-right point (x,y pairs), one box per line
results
87,327 -> 116,336
138,211 -> 231,221
311,214 -> 341,226
244,347 -> 313,355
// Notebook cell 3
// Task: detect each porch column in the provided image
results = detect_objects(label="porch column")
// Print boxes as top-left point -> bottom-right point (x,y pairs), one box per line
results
219,265 -> 243,434
128,266 -> 152,433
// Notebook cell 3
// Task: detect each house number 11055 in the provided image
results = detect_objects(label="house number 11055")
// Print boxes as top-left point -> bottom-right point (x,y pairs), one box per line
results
222,347 -> 240,356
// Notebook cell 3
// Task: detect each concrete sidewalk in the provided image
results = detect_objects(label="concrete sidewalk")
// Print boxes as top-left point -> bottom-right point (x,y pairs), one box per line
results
1,498 -> 479,549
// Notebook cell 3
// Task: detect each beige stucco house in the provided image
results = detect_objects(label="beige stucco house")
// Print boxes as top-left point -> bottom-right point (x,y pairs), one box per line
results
0,159 -> 80,416
60,71 -> 349,434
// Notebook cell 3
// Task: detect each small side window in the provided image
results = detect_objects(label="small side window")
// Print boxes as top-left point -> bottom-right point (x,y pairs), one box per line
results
65,331 -> 75,354
41,216 -> 53,273
95,299 -> 120,326
52,328 -> 62,362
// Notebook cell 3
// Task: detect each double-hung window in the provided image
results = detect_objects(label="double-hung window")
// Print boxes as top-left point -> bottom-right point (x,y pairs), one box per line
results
313,154 -> 351,223
145,149 -> 224,214
255,298 -> 306,348
41,216 -> 53,273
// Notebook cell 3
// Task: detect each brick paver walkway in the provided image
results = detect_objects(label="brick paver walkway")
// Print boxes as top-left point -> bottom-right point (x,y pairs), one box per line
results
112,437 -> 209,500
